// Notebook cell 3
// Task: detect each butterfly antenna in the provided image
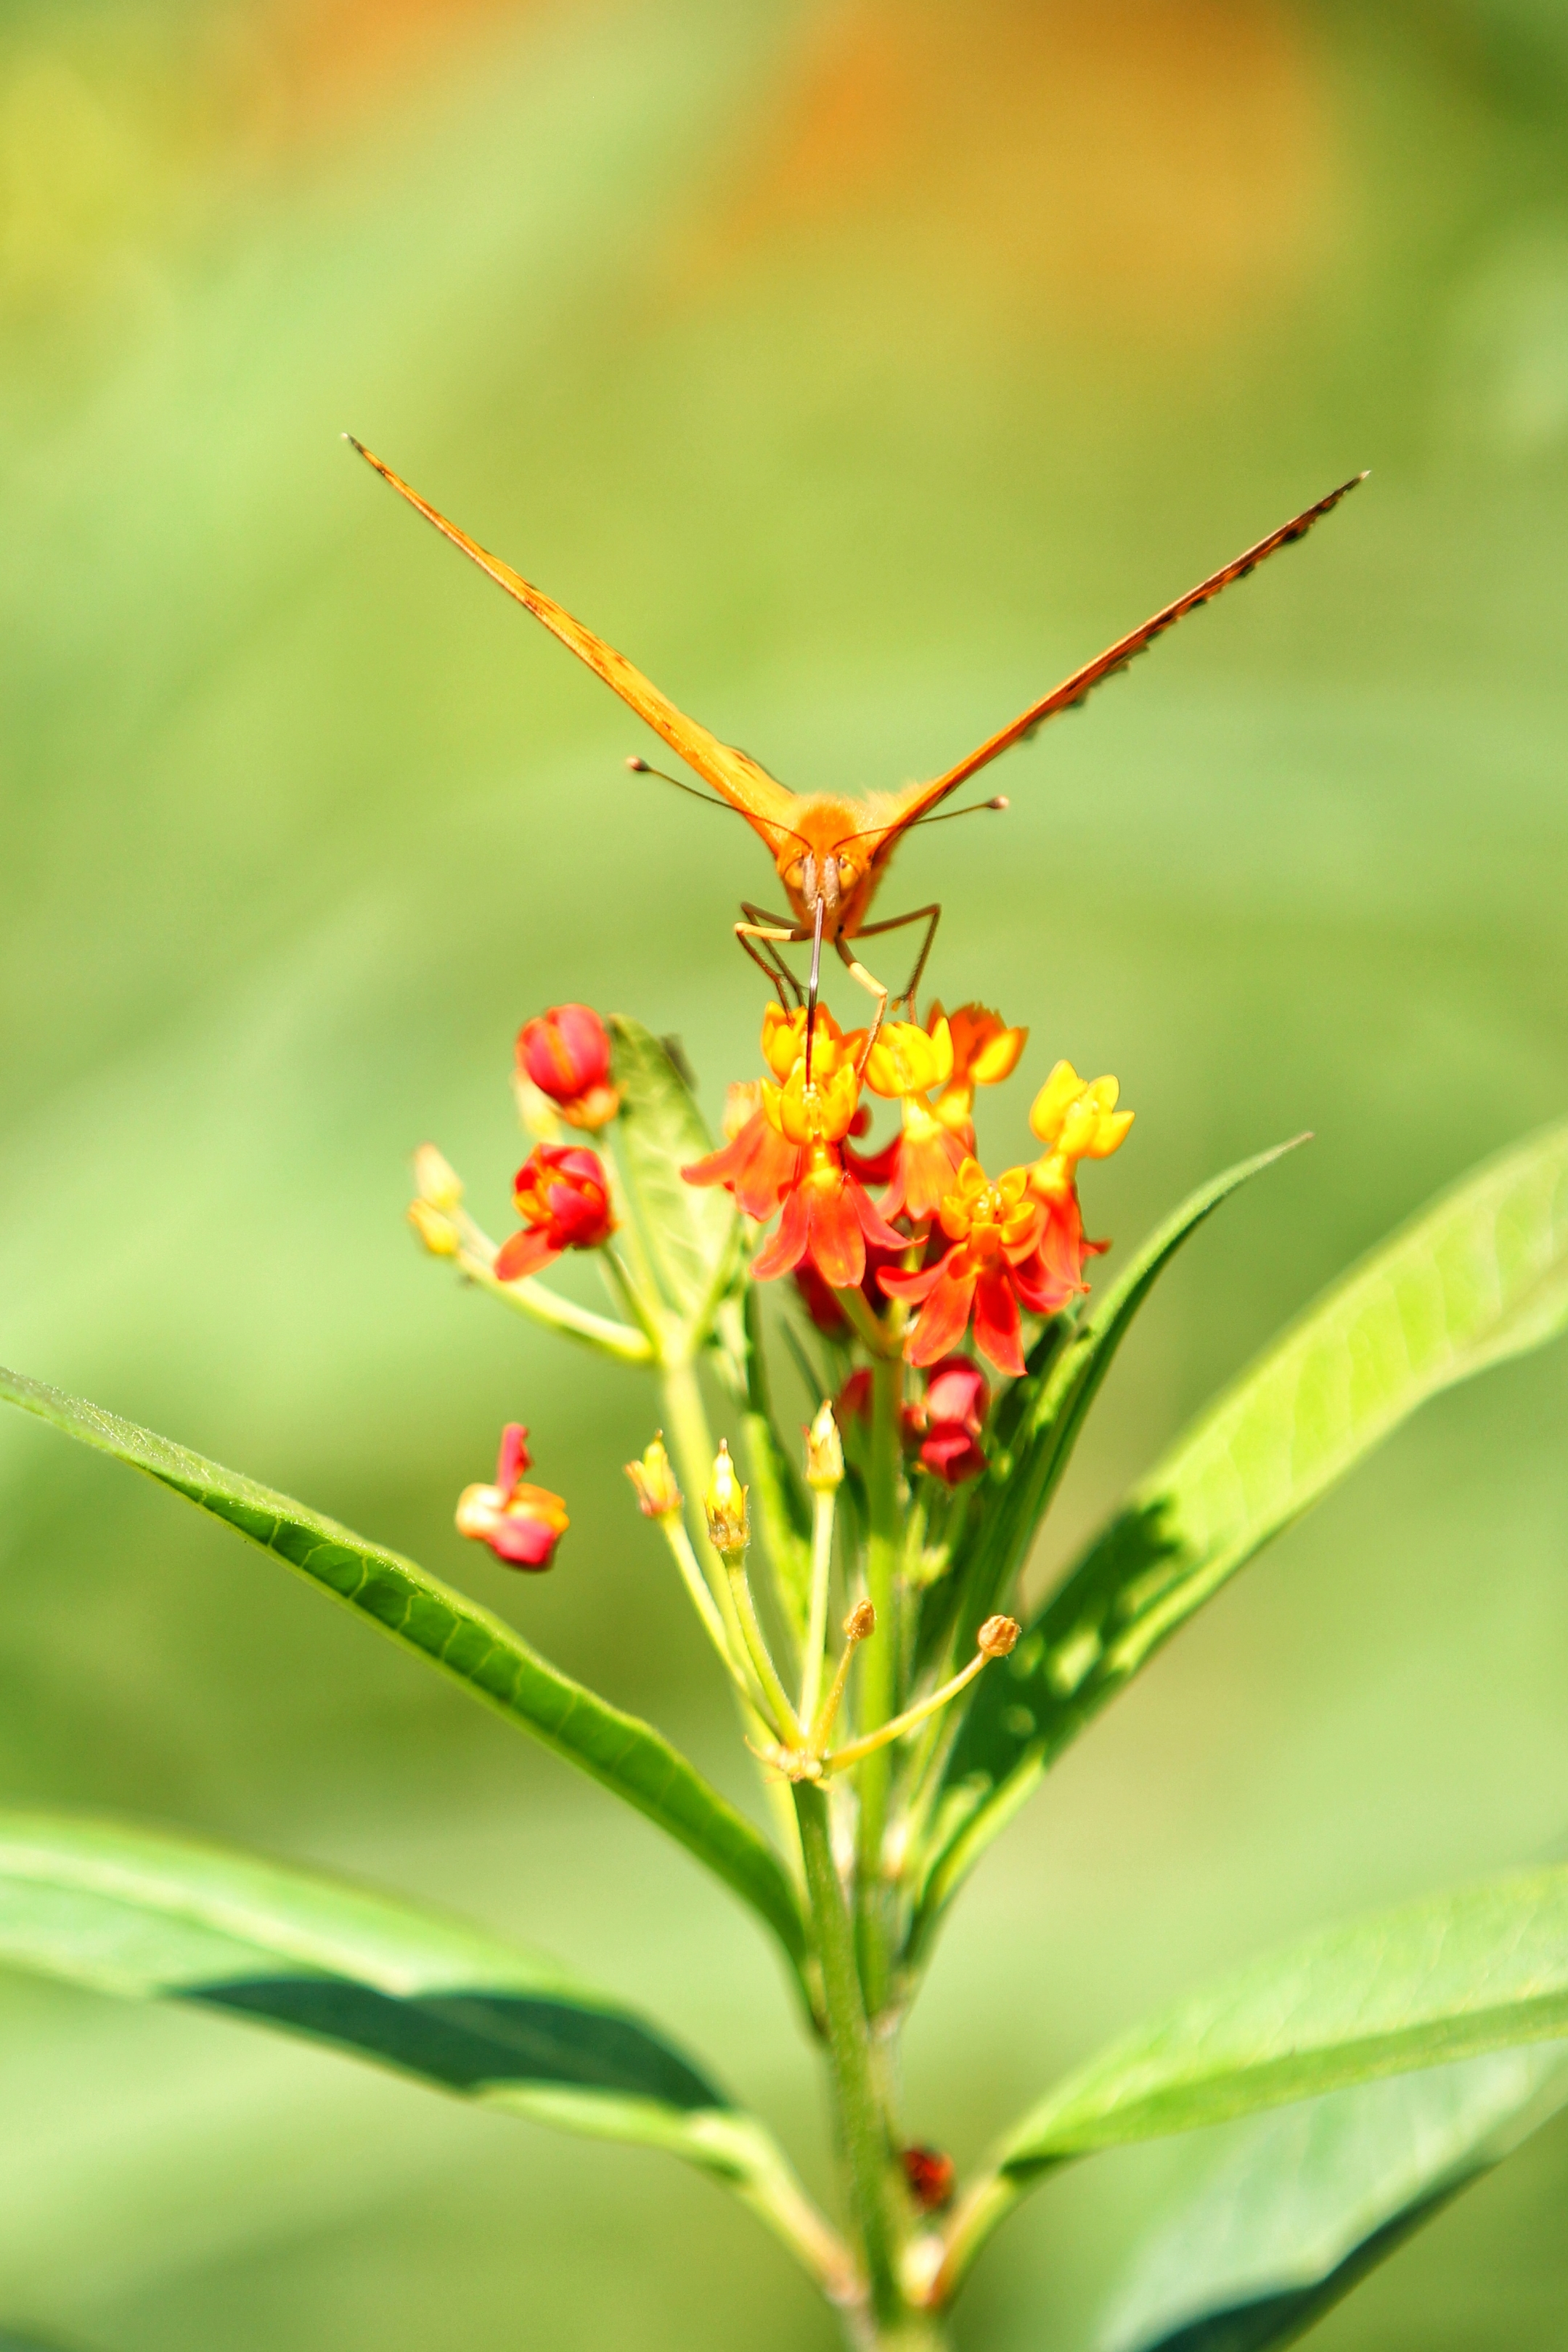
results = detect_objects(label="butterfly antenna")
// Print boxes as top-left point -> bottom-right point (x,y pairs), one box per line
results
910,796 -> 1009,828
833,797 -> 1009,853
625,755 -> 738,817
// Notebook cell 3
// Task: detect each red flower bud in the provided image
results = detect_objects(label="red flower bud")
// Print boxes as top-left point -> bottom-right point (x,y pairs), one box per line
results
495,1144 -> 615,1282
901,2145 -> 956,2212
913,1353 -> 990,1485
516,1004 -> 619,1129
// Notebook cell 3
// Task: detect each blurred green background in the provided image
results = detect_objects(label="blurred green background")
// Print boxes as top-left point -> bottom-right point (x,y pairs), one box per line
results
1,0 -> 1567,2343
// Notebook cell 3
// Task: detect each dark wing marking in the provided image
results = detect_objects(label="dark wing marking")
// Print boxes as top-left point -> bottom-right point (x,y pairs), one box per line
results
891,472 -> 1368,823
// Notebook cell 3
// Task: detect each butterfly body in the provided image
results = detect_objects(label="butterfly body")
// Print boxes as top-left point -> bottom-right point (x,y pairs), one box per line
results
346,436 -> 1363,1012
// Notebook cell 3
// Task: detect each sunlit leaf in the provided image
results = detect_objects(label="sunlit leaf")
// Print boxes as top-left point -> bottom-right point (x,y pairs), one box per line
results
1002,1863 -> 1568,2168
934,1137 -> 1305,1704
610,1017 -> 739,1343
934,1866 -> 1568,2303
1098,2047 -> 1568,2352
919,1120 -> 1568,1932
0,1812 -> 844,2287
0,1368 -> 809,1994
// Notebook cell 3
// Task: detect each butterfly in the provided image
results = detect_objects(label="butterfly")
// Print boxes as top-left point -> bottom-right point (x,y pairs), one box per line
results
348,436 -> 1363,1030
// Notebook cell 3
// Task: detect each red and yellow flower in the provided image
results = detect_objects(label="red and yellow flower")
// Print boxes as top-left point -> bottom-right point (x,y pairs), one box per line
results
881,1157 -> 1069,1374
455,1424 -> 569,1569
857,1003 -> 1028,1222
515,1003 -> 620,1131
686,1005 -> 900,1290
931,1002 -> 1029,1143
495,1143 -> 615,1282
750,1049 -> 903,1290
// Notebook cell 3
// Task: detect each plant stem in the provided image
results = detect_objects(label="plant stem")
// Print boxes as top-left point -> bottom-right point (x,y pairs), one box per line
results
800,1484 -> 836,1726
455,1233 -> 653,1362
855,1349 -> 903,2013
659,1518 -> 766,1712
726,1551 -> 803,1739
659,1356 -> 752,1660
661,1356 -> 805,1860
795,1783 -> 903,2331
826,1648 -> 988,1773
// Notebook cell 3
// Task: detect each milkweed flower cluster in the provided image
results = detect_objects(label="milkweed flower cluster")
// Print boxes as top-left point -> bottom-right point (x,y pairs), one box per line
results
685,1002 -> 1132,1377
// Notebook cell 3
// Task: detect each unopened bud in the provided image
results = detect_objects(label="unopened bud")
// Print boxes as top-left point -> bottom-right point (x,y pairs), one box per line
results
407,1197 -> 460,1258
804,1400 -> 844,1492
844,1599 -> 876,1643
976,1614 -> 1021,1659
625,1433 -> 682,1522
901,2145 -> 957,2213
412,1143 -> 463,1213
703,1439 -> 750,1553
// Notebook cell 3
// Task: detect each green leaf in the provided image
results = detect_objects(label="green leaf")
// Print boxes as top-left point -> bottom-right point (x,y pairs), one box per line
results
610,1017 -> 739,1344
1098,2048 -> 1568,2352
1003,1865 -> 1568,2170
0,1812 -> 846,2290
934,1138 -> 1306,1702
921,1120 -> 1568,1931
0,1368 -> 809,1995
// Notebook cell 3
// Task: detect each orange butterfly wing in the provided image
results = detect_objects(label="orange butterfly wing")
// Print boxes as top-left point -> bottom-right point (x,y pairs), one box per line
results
347,439 -> 804,862
878,471 -> 1368,836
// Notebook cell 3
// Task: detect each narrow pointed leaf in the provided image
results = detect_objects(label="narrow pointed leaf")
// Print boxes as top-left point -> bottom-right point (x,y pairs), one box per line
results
0,1812 -> 845,2288
921,1120 -> 1568,1929
1004,1863 -> 1568,2170
0,1369 -> 809,1990
1098,2047 -> 1568,2352
935,1867 -> 1568,2303
610,1017 -> 739,1336
939,1137 -> 1307,1687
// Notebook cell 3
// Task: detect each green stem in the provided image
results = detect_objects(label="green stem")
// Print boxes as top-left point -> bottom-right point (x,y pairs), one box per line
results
855,1350 -> 904,2013
795,1783 -> 902,2329
928,2170 -> 1028,2310
725,1551 -> 803,1739
661,1357 -> 804,1860
456,1234 -> 653,1363
659,1518 -> 765,1712
800,1485 -> 837,1727
659,1356 -> 751,1658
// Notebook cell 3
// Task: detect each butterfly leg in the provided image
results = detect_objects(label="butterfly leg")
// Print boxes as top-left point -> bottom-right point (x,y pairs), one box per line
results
852,903 -> 942,1019
834,936 -> 891,1070
737,907 -> 808,1009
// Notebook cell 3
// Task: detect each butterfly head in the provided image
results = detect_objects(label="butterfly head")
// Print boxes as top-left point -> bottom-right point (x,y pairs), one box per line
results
775,800 -> 897,938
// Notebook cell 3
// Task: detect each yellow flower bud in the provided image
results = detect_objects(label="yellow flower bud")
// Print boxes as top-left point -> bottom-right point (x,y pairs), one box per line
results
625,1433 -> 683,1522
804,1400 -> 844,1492
412,1143 -> 463,1213
407,1198 -> 460,1258
703,1439 -> 750,1553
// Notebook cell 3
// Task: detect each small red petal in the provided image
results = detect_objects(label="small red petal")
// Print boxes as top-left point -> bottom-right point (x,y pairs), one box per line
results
852,1179 -> 907,1253
752,1183 -> 812,1280
905,1266 -> 979,1367
486,1514 -> 562,1568
494,1229 -> 563,1283
495,1424 -> 531,1489
810,1178 -> 867,1290
972,1271 -> 1025,1377
878,1261 -> 944,1304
